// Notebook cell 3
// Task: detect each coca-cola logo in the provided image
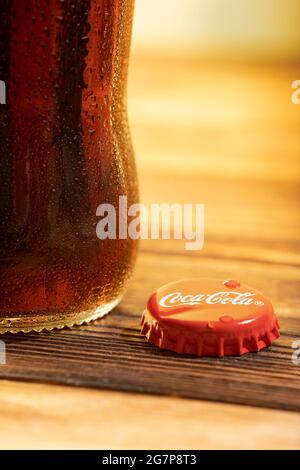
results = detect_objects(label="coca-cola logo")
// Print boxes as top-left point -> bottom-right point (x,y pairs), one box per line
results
159,291 -> 264,308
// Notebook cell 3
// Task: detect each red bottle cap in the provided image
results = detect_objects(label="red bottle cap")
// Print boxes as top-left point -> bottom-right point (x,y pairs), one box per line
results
141,278 -> 280,357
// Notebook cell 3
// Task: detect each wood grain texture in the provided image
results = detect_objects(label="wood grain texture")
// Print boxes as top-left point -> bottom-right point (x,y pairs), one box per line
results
139,171 -> 300,267
0,380 -> 299,450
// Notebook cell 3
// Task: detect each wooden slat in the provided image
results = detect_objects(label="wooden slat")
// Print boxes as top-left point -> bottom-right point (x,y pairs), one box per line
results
138,171 -> 300,266
0,380 -> 299,450
0,251 -> 299,411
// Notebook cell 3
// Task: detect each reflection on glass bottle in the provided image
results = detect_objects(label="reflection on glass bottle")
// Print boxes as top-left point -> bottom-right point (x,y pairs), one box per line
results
0,0 -> 138,332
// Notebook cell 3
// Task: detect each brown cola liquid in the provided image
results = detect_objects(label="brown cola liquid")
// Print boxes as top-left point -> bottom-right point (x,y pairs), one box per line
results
0,0 -> 138,332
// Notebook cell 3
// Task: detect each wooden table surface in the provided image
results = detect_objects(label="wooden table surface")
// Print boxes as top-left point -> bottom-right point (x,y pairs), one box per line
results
0,54 -> 299,449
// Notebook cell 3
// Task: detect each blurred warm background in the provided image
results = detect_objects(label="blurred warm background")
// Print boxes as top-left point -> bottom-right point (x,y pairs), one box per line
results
132,0 -> 300,60
128,0 -> 300,266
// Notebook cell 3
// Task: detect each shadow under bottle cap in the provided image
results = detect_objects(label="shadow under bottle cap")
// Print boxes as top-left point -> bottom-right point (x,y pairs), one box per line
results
141,278 -> 280,357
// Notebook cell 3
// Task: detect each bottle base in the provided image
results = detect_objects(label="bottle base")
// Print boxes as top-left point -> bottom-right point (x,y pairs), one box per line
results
0,297 -> 120,334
